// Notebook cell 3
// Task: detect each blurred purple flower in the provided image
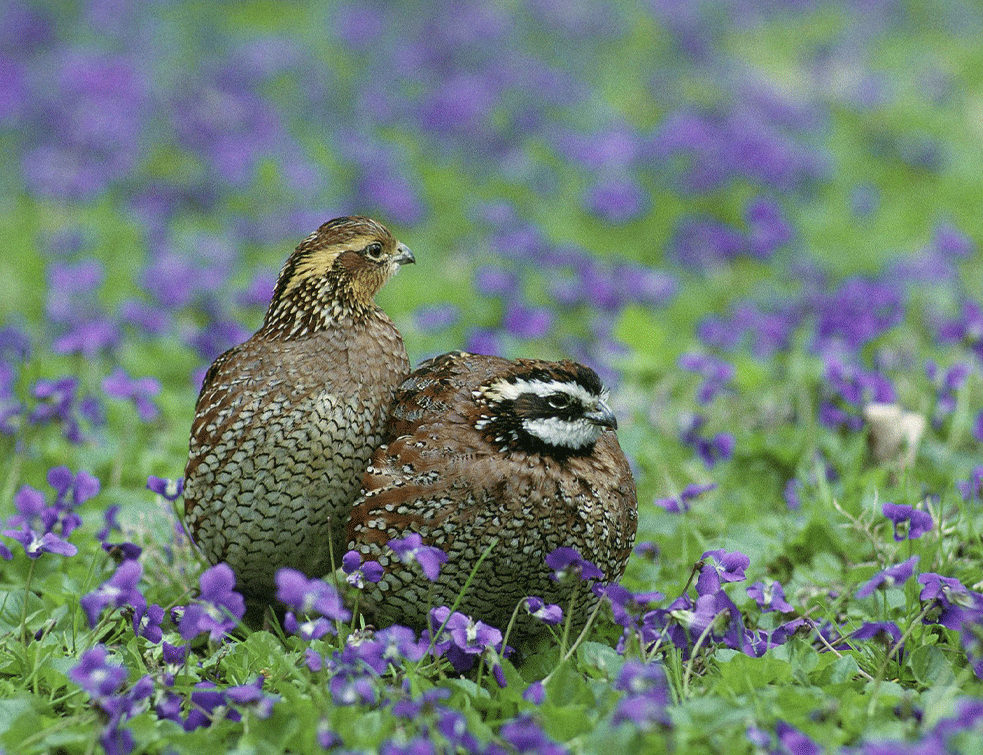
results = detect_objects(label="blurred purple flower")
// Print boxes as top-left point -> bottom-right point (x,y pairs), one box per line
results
669,215 -> 746,269
342,550 -> 384,589
546,547 -> 603,582
745,196 -> 792,258
475,267 -> 519,298
523,597 -> 563,625
275,567 -> 350,621
102,368 -> 161,422
178,563 -> 245,642
584,175 -> 648,223
81,559 -> 147,628
69,646 -> 128,700
414,303 -> 459,333
957,466 -> 983,502
856,556 -> 919,599
188,318 -> 251,364
498,714 -> 568,755
933,221 -> 974,259
146,475 -> 184,501
347,625 -> 427,673
225,677 -> 277,719
918,573 -> 983,630
697,549 -> 750,595
389,533 -> 448,581
853,621 -> 903,649
284,613 -> 333,641
679,353 -> 733,404
502,303 -> 553,339
774,721 -> 822,755
48,466 -> 100,508
655,482 -> 716,513
29,376 -> 85,443
813,277 -> 904,351
52,317 -> 122,357
523,681 -> 545,705
21,50 -> 149,201
185,682 -> 234,731
747,580 -> 794,613
329,667 -> 378,706
133,603 -> 165,643
680,415 -> 734,467
882,502 -> 933,541
612,661 -> 670,731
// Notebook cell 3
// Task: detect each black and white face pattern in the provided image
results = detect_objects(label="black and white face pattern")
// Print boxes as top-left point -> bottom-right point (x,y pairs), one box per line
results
473,363 -> 617,456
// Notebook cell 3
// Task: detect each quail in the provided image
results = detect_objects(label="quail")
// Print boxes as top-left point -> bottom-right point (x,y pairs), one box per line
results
183,216 -> 415,601
346,351 -> 637,635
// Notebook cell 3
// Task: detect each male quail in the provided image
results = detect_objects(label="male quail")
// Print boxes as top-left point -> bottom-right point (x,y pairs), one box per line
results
184,216 -> 415,601
346,351 -> 637,635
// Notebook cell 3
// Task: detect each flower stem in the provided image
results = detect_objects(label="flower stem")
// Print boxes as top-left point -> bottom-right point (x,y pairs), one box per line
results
19,557 -> 37,643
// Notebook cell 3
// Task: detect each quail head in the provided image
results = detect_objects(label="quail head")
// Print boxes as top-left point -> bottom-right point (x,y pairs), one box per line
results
346,351 -> 638,636
183,216 -> 415,601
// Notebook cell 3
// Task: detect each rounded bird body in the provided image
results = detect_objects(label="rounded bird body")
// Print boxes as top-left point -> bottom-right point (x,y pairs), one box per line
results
184,216 -> 414,601
347,351 -> 637,635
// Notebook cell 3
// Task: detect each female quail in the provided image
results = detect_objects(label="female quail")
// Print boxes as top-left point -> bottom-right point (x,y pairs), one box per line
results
346,351 -> 637,634
184,216 -> 415,601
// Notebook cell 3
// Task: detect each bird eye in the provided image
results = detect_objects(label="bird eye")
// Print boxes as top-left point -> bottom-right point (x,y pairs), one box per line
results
365,242 -> 384,260
548,393 -> 571,409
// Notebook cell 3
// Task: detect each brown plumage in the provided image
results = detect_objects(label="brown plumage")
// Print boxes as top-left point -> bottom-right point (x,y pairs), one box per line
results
183,216 -> 414,600
346,351 -> 637,635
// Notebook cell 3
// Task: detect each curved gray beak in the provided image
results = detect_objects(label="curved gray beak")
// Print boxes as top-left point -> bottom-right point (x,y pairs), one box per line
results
585,399 -> 618,430
393,243 -> 415,266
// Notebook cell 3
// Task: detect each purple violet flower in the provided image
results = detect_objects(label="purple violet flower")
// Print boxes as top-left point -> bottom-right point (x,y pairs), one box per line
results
81,559 -> 147,628
342,549 -> 384,588
655,482 -> 716,513
853,621 -> 903,649
545,547 -> 604,582
275,567 -> 350,621
428,606 -> 503,673
918,573 -> 983,630
746,580 -> 794,613
388,533 -> 448,581
882,502 -> 934,541
47,466 -> 100,508
523,597 -> 563,625
523,681 -> 545,705
957,466 -> 983,501
498,714 -> 568,755
856,556 -> 920,599
678,353 -> 734,404
133,603 -> 165,643
225,677 -> 277,719
102,368 -> 161,422
69,646 -> 128,699
2,522 -> 77,559
696,549 -> 750,595
612,661 -> 671,730
178,563 -> 245,642
146,475 -> 184,501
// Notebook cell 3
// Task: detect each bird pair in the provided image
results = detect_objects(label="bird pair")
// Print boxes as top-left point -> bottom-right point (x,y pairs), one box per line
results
182,216 -> 638,635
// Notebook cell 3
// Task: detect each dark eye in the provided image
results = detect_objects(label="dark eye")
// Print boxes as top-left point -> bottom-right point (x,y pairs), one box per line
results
547,393 -> 571,410
365,242 -> 384,260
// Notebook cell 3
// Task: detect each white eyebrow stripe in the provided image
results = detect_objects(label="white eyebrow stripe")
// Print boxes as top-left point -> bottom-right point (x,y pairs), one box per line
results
484,378 -> 601,405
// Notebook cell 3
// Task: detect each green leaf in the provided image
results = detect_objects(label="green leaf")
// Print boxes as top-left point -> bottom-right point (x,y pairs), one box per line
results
909,645 -> 955,688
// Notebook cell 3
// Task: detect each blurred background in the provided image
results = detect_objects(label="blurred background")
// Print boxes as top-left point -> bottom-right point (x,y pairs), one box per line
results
1,0 -> 981,521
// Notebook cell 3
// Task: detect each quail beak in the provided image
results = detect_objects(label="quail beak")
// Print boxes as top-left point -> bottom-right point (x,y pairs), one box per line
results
585,399 -> 618,430
393,243 -> 415,266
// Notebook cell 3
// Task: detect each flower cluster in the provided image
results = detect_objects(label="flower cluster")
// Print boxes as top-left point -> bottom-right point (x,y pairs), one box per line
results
1,466 -> 99,560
